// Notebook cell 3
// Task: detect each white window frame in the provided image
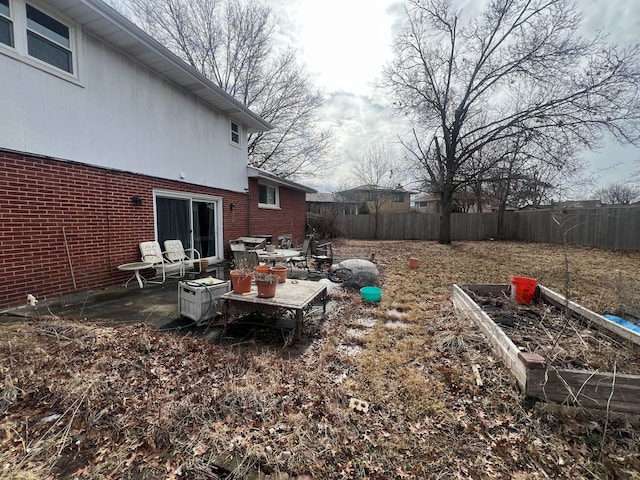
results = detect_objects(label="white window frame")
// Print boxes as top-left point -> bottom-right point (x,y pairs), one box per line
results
0,0 -> 82,83
0,0 -> 14,48
393,192 -> 405,203
229,120 -> 241,147
258,181 -> 280,209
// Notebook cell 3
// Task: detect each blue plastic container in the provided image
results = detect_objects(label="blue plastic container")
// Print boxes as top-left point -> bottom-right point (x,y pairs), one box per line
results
602,314 -> 640,335
360,286 -> 382,302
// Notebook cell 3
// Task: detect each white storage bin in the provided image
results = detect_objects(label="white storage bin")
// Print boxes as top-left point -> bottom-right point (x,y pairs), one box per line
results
178,278 -> 230,324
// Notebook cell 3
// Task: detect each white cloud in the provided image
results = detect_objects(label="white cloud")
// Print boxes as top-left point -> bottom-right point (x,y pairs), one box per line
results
280,0 -> 400,96
277,0 -> 640,194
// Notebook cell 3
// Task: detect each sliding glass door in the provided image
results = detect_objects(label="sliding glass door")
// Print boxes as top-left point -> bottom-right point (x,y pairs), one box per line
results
154,191 -> 221,261
192,200 -> 217,258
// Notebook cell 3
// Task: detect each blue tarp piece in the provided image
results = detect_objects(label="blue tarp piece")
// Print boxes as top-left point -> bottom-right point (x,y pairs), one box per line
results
602,314 -> 640,335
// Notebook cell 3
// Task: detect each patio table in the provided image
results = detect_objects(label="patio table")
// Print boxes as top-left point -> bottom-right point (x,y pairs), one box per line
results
220,279 -> 327,341
256,248 -> 300,266
118,261 -> 154,288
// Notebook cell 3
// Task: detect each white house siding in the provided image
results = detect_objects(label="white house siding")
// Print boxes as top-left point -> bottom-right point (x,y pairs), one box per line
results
0,30 -> 249,193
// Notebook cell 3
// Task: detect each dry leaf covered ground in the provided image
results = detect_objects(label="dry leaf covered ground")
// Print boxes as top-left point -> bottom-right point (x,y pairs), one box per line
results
1,240 -> 640,479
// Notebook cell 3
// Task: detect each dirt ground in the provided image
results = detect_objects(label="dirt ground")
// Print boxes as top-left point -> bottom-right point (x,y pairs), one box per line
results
1,240 -> 640,479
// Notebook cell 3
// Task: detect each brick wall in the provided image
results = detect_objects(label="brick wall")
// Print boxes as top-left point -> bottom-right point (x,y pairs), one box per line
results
246,178 -> 308,247
0,151 -> 251,309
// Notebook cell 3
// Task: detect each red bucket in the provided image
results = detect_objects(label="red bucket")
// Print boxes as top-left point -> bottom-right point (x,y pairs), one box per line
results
511,276 -> 537,304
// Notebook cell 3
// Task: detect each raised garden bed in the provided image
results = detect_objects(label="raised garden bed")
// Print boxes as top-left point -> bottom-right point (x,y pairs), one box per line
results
452,283 -> 640,414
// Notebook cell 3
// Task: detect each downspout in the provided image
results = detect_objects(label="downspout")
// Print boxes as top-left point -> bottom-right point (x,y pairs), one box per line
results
246,182 -> 251,236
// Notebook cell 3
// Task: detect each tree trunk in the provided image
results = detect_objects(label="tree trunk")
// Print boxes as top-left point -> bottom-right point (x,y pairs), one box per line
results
438,188 -> 453,244
373,212 -> 379,239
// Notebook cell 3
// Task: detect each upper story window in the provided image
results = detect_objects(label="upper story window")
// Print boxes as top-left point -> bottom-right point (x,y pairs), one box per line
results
230,121 -> 240,146
258,182 -> 279,208
0,0 -> 13,47
26,4 -> 72,73
0,1 -> 79,79
393,192 -> 404,202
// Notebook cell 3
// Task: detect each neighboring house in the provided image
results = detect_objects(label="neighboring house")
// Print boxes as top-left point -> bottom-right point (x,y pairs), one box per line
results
336,185 -> 414,214
519,200 -> 603,210
412,193 -> 494,213
306,193 -> 359,215
0,0 -> 309,308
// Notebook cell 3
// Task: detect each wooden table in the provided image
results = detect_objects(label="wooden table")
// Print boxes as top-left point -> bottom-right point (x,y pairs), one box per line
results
220,279 -> 327,341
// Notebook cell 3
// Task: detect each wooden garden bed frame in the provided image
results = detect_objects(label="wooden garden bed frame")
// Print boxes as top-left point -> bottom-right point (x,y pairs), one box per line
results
452,284 -> 640,414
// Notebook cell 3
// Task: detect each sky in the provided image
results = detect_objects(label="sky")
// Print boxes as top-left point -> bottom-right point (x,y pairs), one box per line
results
270,0 -> 640,196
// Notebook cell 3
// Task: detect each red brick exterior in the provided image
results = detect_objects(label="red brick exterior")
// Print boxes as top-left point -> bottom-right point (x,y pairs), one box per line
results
246,178 -> 308,247
0,151 -> 307,309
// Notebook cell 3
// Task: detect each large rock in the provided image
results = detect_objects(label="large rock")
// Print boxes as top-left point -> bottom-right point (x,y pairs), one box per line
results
330,259 -> 379,289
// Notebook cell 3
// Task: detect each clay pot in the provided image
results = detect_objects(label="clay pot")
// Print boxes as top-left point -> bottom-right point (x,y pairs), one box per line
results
230,269 -> 253,294
255,273 -> 279,298
270,266 -> 287,283
254,265 -> 271,274
408,257 -> 419,268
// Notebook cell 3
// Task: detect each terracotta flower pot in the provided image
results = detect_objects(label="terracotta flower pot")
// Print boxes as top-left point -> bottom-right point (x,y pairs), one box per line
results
270,266 -> 287,283
255,273 -> 279,298
230,269 -> 253,294
408,257 -> 419,268
254,265 -> 271,274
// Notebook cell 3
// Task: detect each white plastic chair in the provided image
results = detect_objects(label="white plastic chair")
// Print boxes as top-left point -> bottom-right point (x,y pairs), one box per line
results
139,241 -> 183,283
164,240 -> 202,275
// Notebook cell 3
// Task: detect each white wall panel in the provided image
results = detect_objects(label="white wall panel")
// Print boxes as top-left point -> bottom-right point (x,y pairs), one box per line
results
0,33 -> 248,193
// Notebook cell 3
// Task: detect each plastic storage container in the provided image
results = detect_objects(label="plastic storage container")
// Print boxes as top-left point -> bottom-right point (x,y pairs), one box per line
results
179,278 -> 230,323
510,276 -> 537,304
360,286 -> 382,302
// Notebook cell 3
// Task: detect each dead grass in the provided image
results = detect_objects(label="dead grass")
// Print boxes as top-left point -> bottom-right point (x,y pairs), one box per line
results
1,240 -> 640,479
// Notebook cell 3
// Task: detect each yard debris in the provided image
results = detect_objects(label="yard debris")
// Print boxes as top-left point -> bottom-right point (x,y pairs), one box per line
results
1,240 -> 639,479
471,364 -> 483,387
348,398 -> 369,413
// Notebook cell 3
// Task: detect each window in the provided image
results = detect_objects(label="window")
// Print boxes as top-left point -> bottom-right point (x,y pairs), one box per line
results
258,182 -> 279,208
26,4 -> 71,73
365,191 -> 375,201
393,192 -> 404,202
0,1 -> 78,78
230,121 -> 240,146
0,0 -> 13,47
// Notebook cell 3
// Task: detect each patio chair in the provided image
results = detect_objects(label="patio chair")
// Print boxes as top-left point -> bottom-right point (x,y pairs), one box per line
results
164,239 -> 202,275
232,250 -> 260,270
278,234 -> 293,249
310,236 -> 333,272
139,241 -> 183,284
287,236 -> 312,273
229,239 -> 246,252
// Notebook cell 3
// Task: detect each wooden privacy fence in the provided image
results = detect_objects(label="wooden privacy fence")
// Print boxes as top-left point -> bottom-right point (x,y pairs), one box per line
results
336,205 -> 640,251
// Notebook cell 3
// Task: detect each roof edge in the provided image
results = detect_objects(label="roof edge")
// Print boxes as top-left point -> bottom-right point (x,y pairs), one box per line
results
248,166 -> 317,194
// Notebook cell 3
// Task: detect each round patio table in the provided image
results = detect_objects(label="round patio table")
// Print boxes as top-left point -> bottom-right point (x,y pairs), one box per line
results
256,248 -> 300,266
118,261 -> 154,288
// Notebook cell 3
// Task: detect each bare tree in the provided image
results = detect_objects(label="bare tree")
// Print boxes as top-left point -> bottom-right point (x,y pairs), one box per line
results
346,142 -> 411,238
383,0 -> 640,244
122,0 -> 334,179
594,182 -> 640,204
